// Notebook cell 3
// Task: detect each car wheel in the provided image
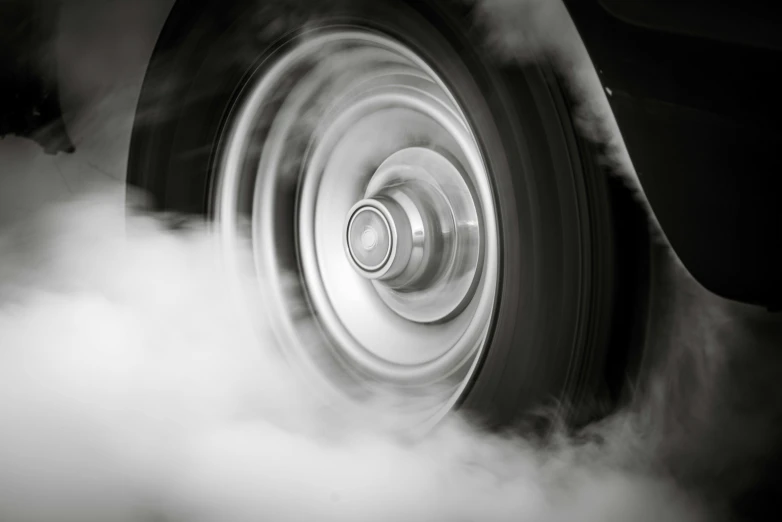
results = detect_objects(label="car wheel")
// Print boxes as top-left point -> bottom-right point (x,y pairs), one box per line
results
128,0 -> 623,430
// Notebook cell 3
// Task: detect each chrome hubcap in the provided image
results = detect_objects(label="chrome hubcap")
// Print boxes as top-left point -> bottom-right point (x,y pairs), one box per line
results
215,29 -> 500,426
344,147 -> 483,324
346,202 -> 394,275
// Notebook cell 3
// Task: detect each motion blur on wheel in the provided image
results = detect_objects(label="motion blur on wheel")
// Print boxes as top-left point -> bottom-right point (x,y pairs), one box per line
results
128,0 -> 643,429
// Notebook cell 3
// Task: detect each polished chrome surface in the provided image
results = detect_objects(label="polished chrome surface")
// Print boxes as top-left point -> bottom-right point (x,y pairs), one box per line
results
342,147 -> 483,324
345,197 -> 413,280
346,204 -> 393,274
214,29 -> 500,426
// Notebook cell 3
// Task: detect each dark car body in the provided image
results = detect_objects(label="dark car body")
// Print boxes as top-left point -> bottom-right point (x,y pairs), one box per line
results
2,0 -> 780,308
563,0 -> 782,308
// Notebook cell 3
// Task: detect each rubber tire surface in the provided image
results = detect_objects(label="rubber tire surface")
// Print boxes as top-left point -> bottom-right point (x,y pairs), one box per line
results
128,0 -> 617,428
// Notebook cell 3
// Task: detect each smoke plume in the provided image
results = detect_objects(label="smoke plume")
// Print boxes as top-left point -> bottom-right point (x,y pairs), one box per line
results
0,189 -> 712,522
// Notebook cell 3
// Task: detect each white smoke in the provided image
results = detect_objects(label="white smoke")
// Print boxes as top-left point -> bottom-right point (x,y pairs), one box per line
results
0,190 -> 706,522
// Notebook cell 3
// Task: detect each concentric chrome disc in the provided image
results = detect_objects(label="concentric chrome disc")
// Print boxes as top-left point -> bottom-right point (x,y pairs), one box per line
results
215,28 -> 500,426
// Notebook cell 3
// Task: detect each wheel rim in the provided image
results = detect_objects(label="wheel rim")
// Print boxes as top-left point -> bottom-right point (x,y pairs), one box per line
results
215,28 -> 500,426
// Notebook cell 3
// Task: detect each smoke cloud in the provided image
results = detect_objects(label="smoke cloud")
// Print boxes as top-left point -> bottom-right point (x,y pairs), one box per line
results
0,189 -> 710,522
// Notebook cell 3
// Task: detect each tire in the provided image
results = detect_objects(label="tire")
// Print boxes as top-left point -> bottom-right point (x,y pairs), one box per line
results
128,0 -> 622,429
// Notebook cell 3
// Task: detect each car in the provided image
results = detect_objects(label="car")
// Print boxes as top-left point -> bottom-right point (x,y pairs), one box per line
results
3,0 -> 780,431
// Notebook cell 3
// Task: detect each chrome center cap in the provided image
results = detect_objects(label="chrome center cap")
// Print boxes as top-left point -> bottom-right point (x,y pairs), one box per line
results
346,205 -> 392,272
360,227 -> 378,250
345,196 -> 413,280
343,147 -> 483,324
